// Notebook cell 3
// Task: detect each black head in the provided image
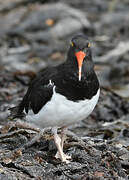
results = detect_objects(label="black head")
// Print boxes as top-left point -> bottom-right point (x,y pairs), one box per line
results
68,34 -> 92,81
71,34 -> 90,52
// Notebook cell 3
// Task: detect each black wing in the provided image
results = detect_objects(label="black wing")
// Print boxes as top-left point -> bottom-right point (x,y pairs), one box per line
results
17,68 -> 56,115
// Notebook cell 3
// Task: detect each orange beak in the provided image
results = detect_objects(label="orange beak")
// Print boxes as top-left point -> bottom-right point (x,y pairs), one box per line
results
75,51 -> 86,81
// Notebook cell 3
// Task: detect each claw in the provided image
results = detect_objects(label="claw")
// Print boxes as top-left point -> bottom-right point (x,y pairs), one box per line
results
55,151 -> 71,163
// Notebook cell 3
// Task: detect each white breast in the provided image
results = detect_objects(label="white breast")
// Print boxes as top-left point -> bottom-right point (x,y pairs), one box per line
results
26,87 -> 100,128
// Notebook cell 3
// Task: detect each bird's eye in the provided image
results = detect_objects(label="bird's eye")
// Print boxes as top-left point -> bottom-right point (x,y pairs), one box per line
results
88,43 -> 90,48
71,42 -> 74,47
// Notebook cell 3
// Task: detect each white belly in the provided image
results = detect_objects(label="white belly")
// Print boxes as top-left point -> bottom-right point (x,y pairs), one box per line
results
26,88 -> 100,128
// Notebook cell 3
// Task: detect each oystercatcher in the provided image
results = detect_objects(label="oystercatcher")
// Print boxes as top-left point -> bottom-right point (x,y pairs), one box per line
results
14,34 -> 100,163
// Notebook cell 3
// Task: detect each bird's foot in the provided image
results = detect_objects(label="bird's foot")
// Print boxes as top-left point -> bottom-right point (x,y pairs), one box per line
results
55,151 -> 71,163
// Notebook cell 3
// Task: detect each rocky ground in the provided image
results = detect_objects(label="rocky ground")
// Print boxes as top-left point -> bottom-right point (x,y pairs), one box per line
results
0,0 -> 129,179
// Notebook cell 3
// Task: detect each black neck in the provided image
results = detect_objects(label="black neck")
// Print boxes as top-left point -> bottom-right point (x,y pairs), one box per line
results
55,49 -> 99,101
66,47 -> 94,81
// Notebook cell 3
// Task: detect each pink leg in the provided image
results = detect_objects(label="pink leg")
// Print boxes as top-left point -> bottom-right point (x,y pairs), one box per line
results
53,127 -> 71,163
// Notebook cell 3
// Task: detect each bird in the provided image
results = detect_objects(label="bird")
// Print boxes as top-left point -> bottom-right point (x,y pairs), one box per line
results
12,34 -> 100,163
